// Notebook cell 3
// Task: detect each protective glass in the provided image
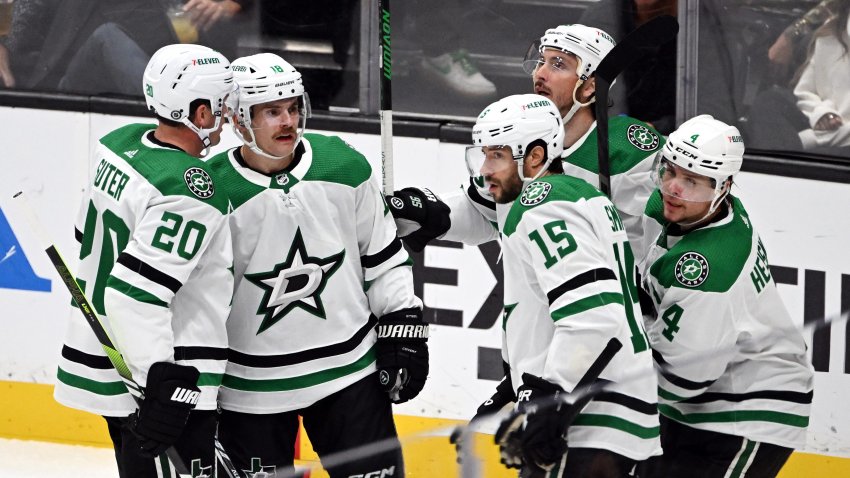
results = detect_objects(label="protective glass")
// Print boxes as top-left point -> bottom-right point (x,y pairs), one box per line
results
247,93 -> 311,137
465,145 -> 517,192
522,43 -> 574,76
651,153 -> 718,203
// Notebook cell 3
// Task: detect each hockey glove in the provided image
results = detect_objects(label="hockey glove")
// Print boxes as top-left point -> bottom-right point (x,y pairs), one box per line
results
494,374 -> 570,471
474,372 -> 516,421
130,362 -> 201,457
376,308 -> 429,404
385,187 -> 451,252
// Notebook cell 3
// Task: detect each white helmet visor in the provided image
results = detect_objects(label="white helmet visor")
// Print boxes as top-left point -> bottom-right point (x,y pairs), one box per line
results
651,153 -> 719,203
522,44 -> 577,76
465,145 -> 517,191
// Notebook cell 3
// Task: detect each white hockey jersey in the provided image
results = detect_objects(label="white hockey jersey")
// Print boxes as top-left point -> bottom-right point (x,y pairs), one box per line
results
444,116 -> 663,262
208,133 -> 421,414
500,174 -> 661,461
641,191 -> 814,448
55,124 -> 233,415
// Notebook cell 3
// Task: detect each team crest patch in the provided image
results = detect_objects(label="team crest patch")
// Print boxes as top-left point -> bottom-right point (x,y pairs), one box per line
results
520,181 -> 551,206
184,167 -> 214,199
627,124 -> 660,151
675,252 -> 709,287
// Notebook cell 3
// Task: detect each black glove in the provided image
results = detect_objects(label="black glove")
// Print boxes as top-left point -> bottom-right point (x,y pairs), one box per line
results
495,373 -> 570,470
130,362 -> 201,457
385,187 -> 451,252
376,308 -> 429,404
474,371 -> 516,420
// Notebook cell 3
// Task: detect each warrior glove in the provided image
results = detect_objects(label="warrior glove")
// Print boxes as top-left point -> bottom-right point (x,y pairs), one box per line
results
494,373 -> 570,471
474,371 -> 516,421
130,362 -> 201,457
376,307 -> 429,403
385,187 -> 451,252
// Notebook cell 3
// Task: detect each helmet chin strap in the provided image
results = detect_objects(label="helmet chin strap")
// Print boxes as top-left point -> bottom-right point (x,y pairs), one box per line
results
676,187 -> 730,228
561,78 -> 595,125
181,117 -> 219,158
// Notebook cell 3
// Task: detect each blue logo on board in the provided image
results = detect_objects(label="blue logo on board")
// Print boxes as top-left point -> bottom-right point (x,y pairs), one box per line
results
0,206 -> 51,292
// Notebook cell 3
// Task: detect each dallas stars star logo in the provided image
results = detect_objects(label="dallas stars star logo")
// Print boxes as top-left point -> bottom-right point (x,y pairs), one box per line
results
246,228 -> 345,334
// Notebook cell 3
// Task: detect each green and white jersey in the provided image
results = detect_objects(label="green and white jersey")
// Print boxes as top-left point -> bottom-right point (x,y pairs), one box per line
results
500,174 -> 661,461
208,133 -> 420,414
642,191 -> 814,448
443,116 -> 663,262
55,124 -> 233,416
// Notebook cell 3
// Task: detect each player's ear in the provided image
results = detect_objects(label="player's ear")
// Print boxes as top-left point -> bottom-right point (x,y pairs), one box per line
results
579,77 -> 596,103
529,145 -> 547,171
191,103 -> 214,128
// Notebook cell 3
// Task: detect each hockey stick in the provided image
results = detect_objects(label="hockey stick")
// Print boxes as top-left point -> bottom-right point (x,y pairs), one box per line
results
10,191 -> 240,478
378,0 -> 394,195
594,15 -> 679,198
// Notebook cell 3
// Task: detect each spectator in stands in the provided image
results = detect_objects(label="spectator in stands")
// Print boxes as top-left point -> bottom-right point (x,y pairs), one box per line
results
768,0 -> 839,76
0,0 -> 176,93
794,0 -> 850,151
580,0 -> 677,133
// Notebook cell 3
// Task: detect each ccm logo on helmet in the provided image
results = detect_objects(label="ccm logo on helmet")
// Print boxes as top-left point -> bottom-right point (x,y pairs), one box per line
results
348,466 -> 396,478
170,387 -> 200,405
673,145 -> 698,160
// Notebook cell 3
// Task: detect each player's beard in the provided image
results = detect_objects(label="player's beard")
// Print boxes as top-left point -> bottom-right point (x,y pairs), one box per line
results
490,173 -> 524,204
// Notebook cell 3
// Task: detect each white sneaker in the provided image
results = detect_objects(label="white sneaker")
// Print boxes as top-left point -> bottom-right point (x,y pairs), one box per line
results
420,49 -> 497,98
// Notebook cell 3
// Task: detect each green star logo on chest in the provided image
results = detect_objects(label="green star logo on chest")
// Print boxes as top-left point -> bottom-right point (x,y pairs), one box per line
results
246,227 -> 345,334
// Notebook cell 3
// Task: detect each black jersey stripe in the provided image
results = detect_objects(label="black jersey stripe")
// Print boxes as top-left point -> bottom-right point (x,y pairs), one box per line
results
680,389 -> 814,405
594,391 -> 659,415
547,268 -> 617,305
117,252 -> 182,293
467,181 -> 496,211
174,346 -> 229,362
653,349 -> 717,391
229,314 -> 379,367
62,345 -> 113,369
74,227 -> 83,244
361,238 -> 402,269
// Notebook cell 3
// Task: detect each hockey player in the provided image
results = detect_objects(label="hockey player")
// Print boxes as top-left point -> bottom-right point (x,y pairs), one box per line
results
638,115 -> 814,477
53,44 -> 235,477
388,24 -> 664,262
466,94 -> 661,477
207,53 -> 427,477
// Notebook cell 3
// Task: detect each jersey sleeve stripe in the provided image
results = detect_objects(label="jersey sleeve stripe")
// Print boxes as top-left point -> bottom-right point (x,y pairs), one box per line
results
361,238 -> 403,269
657,404 -> 810,427
105,275 -> 168,308
61,345 -> 114,369
117,253 -> 182,293
551,292 -> 624,321
74,227 -> 83,244
653,349 -> 717,391
222,345 -> 376,392
56,367 -> 128,396
676,389 -> 814,405
547,268 -> 618,305
228,314 -> 378,367
595,391 -> 659,416
174,346 -> 229,361
466,181 -> 496,211
572,413 -> 661,439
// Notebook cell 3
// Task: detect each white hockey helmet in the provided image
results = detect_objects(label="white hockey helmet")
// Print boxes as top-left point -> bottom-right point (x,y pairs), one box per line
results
143,44 -> 234,155
466,94 -> 564,184
523,24 -> 617,81
522,24 -> 617,124
652,114 -> 745,212
229,53 -> 312,160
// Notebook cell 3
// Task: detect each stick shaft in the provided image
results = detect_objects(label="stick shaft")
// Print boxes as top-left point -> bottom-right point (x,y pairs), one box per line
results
379,0 -> 394,195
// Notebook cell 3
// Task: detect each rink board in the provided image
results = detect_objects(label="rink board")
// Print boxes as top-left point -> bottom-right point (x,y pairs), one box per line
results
1,107 -> 850,472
